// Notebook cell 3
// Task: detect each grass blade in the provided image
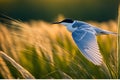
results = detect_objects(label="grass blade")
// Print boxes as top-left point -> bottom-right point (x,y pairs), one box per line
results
0,57 -> 13,78
118,5 -> 120,78
0,51 -> 35,79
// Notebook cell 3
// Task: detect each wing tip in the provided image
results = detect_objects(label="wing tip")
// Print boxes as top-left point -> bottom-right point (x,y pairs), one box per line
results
93,59 -> 103,66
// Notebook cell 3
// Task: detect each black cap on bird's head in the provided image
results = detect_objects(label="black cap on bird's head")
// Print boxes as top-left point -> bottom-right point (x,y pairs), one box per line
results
61,18 -> 74,23
53,18 -> 74,24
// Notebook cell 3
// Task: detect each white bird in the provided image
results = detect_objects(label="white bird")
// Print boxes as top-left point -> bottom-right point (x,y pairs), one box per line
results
53,18 -> 116,65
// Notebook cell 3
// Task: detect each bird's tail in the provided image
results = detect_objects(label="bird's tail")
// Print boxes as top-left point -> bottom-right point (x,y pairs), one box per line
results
94,27 -> 117,35
100,30 -> 117,35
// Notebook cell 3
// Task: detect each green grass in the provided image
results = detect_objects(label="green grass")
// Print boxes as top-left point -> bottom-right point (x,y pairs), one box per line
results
0,19 -> 118,79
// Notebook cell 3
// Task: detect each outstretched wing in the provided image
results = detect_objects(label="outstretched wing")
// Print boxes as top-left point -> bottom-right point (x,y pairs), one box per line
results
72,28 -> 103,65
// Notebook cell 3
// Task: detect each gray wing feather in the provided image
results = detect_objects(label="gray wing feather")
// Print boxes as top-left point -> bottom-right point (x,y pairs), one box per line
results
72,29 -> 103,65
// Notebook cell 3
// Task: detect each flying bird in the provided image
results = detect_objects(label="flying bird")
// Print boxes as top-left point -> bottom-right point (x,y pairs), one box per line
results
53,18 -> 116,65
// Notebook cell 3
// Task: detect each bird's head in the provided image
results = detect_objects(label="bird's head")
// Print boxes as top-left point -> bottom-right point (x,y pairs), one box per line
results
53,18 -> 74,27
53,18 -> 78,32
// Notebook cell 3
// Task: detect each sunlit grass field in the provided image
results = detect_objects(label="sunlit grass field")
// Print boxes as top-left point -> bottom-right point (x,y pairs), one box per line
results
0,17 -> 118,78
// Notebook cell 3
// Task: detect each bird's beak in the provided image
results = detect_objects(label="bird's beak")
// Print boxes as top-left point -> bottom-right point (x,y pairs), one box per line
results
52,22 -> 61,24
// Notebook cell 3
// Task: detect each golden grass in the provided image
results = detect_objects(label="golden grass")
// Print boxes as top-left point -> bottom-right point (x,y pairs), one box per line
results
118,5 -> 120,78
0,51 -> 35,79
0,19 -> 117,79
0,57 -> 13,78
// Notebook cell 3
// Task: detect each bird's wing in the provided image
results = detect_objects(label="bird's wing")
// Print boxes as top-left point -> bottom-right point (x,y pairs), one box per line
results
72,28 -> 103,65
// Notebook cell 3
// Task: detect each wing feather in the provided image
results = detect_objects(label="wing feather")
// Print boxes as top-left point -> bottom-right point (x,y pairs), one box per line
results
72,29 -> 103,65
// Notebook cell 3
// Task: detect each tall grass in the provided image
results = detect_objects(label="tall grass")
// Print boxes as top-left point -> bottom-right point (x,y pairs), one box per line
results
118,5 -> 120,78
0,18 -> 117,79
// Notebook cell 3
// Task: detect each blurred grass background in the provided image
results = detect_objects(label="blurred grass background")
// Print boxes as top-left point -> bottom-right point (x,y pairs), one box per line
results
0,18 -> 117,78
0,0 -> 118,79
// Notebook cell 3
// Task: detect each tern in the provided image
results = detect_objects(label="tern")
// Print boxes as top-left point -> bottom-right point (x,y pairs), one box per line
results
53,18 -> 116,65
